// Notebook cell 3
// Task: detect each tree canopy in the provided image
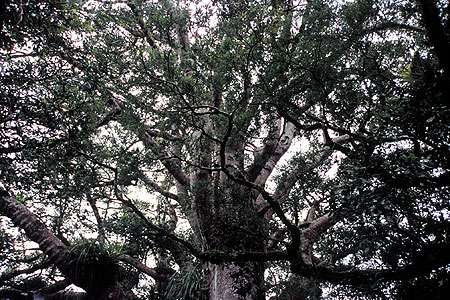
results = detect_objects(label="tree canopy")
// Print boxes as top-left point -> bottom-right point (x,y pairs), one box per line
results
1,0 -> 450,299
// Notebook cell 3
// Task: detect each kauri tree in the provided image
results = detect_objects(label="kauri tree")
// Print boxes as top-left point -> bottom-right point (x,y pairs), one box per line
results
1,0 -> 450,299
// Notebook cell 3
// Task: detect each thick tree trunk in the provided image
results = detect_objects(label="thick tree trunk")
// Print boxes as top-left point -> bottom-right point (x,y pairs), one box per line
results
208,262 -> 265,300
192,175 -> 267,300
203,207 -> 267,299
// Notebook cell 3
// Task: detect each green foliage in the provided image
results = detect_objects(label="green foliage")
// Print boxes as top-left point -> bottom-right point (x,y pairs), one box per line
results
1,0 -> 450,299
106,210 -> 156,258
69,238 -> 123,264
396,268 -> 450,299
68,238 -> 122,287
164,265 -> 207,300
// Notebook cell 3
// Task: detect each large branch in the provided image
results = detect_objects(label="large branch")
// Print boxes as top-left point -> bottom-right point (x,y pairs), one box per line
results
322,127 -> 351,155
249,121 -> 297,187
0,190 -> 127,300
0,191 -> 71,267
258,143 -> 332,219
86,194 -> 106,243
301,213 -> 337,264
292,241 -> 450,285
34,280 -> 72,298
138,172 -> 180,201
0,260 -> 51,283
247,118 -> 283,182
365,21 -> 425,35
120,255 -> 173,281
139,129 -> 190,186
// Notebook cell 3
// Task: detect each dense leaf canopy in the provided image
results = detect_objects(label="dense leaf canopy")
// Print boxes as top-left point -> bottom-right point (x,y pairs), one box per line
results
1,0 -> 450,299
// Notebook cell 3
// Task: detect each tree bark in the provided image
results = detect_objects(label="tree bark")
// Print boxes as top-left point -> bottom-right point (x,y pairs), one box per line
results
0,190 -> 128,300
208,262 -> 265,300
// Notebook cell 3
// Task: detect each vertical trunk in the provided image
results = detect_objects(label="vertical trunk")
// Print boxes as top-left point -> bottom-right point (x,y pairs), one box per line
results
208,262 -> 265,300
203,201 -> 267,299
193,175 -> 266,300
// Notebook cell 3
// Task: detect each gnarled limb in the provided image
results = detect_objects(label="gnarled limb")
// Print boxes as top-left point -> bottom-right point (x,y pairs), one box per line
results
0,260 -> 50,283
0,191 -> 70,267
139,129 -> 190,186
138,172 -> 180,202
292,241 -> 450,285
120,255 -> 174,281
0,190 -> 128,300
